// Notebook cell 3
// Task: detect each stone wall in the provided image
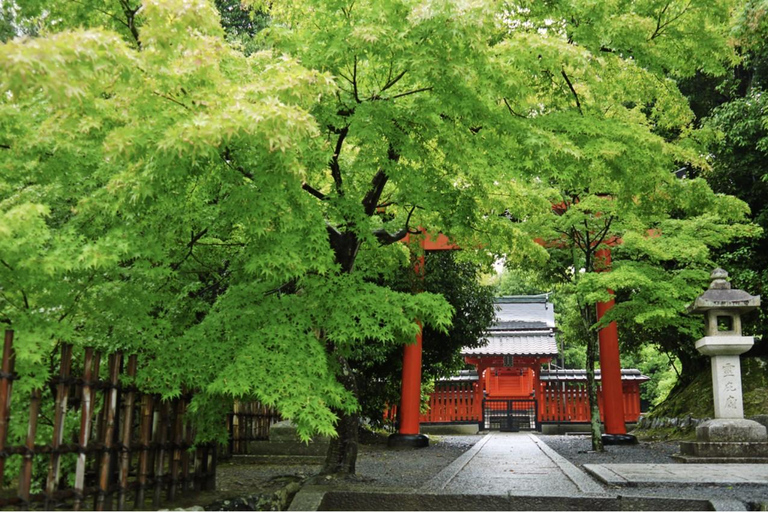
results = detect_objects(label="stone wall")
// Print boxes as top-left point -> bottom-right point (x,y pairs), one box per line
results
635,415 -> 709,431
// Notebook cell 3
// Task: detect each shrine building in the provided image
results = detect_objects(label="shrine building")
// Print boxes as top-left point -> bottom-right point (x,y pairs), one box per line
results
418,295 -> 648,433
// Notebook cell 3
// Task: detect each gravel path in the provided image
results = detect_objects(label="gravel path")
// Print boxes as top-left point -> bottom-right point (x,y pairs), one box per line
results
534,434 -> 681,468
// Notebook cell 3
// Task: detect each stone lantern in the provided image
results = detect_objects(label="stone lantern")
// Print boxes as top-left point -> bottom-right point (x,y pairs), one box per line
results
678,268 -> 768,462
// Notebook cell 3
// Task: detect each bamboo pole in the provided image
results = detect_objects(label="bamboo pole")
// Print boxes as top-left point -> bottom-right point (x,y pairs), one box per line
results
96,352 -> 122,511
207,444 -> 217,491
74,349 -> 99,511
45,343 -> 73,509
0,330 -> 15,488
181,396 -> 192,492
117,355 -> 137,511
17,388 -> 41,507
168,398 -> 184,501
152,400 -> 169,509
135,394 -> 154,509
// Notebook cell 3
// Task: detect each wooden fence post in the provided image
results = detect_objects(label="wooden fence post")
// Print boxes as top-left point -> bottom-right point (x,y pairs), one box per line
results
0,330 -> 16,488
168,398 -> 184,501
152,400 -> 169,509
45,343 -> 73,509
74,349 -> 100,511
96,352 -> 122,510
96,352 -> 121,511
181,399 -> 192,492
17,388 -> 41,507
117,355 -> 137,511
135,394 -> 154,509
208,444 -> 217,491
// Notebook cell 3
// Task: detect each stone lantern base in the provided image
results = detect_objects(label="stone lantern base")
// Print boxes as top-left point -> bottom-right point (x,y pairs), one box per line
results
675,419 -> 768,463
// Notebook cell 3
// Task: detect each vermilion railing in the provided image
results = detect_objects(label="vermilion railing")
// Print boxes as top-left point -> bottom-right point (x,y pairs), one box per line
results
420,382 -> 480,423
538,381 -> 642,423
387,379 -> 643,426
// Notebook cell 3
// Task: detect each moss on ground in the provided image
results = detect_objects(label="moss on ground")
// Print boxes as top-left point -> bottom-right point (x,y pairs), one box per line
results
633,426 -> 697,442
647,356 -> 768,419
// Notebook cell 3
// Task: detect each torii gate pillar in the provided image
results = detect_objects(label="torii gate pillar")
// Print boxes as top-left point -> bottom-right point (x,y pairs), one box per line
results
388,232 -> 458,449
596,247 -> 637,445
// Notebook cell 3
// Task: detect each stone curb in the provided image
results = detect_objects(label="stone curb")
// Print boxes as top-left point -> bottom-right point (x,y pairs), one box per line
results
287,484 -> 326,511
420,433 -> 492,491
529,434 -> 607,496
581,464 -> 629,486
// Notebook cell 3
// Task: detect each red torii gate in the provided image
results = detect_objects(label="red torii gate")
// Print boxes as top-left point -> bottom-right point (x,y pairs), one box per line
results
594,246 -> 636,444
388,230 -> 458,448
387,226 -> 635,446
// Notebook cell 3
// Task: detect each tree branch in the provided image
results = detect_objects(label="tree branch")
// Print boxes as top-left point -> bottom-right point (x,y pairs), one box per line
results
302,182 -> 327,201
195,242 -> 247,247
362,170 -> 389,216
372,205 -> 418,245
378,69 -> 408,95
153,91 -> 190,110
220,148 -> 254,180
330,126 -> 349,196
353,55 -> 361,103
649,1 -> 692,41
503,97 -> 527,118
389,87 -> 433,100
67,0 -> 129,29
170,229 -> 209,271
117,0 -> 142,48
561,69 -> 583,115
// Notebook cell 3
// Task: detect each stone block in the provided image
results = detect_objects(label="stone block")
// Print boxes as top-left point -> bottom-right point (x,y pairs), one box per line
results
679,440 -> 768,459
421,424 -> 479,435
748,414 -> 768,430
696,418 -> 767,442
695,336 -> 754,356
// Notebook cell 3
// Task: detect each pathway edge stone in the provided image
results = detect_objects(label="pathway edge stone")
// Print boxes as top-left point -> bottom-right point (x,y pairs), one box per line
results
582,464 -> 629,486
287,485 -> 326,511
420,432 -> 493,491
530,435 -> 607,495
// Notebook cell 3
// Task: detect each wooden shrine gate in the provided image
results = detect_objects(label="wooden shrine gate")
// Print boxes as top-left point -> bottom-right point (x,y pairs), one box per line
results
482,399 -> 538,432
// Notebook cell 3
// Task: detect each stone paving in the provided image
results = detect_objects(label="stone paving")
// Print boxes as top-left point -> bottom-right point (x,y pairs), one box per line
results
290,432 -> 768,510
423,432 -> 603,496
584,463 -> 768,486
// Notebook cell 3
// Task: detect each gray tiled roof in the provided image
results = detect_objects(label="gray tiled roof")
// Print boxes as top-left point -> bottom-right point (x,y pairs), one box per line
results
489,320 -> 550,331
493,297 -> 555,328
539,369 -> 649,382
442,370 -> 479,382
462,332 -> 558,357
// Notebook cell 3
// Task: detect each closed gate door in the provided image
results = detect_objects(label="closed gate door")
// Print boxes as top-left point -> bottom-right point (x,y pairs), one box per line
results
482,399 -> 538,431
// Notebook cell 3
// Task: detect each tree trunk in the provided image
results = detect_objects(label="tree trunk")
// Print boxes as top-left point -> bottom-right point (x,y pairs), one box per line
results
582,306 -> 604,452
322,411 -> 359,475
321,353 -> 359,475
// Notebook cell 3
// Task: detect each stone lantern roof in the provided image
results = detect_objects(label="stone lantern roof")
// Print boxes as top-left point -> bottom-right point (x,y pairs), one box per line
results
688,268 -> 760,314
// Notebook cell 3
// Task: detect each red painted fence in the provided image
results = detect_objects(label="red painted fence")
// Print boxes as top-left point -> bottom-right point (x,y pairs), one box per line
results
388,379 -> 643,426
420,382 -> 480,423
538,381 -> 642,423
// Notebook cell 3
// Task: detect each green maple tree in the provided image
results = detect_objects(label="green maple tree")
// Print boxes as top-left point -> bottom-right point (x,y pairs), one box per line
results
1,0 -> 759,471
